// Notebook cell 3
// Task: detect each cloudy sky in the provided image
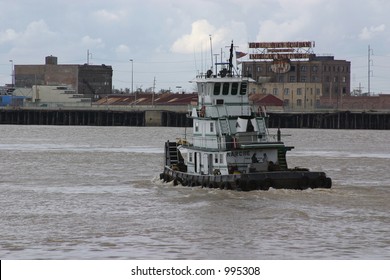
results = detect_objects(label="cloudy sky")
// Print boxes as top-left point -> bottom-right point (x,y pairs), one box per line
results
1,0 -> 390,94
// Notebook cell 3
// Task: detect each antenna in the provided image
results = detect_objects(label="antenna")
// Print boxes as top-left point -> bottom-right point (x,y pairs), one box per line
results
368,45 -> 373,95
87,49 -> 92,65
213,54 -> 219,74
209,35 -> 213,71
152,76 -> 156,106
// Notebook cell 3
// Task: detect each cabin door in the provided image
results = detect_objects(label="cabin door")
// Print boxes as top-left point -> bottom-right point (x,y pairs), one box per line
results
203,153 -> 213,175
208,154 -> 213,175
194,152 -> 200,173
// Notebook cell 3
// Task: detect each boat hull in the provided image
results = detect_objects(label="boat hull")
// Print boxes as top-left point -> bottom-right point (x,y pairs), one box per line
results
160,166 -> 332,191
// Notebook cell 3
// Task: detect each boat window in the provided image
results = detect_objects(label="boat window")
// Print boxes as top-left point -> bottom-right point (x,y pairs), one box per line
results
195,122 -> 199,132
214,154 -> 218,164
210,122 -> 214,133
231,83 -> 239,95
213,83 -> 221,95
189,152 -> 193,162
240,82 -> 247,95
219,154 -> 224,164
222,83 -> 230,95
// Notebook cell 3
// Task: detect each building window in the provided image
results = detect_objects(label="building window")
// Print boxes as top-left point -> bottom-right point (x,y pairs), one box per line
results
278,75 -> 284,82
284,88 -> 290,95
289,76 -> 296,82
297,88 -> 302,95
261,88 -> 267,94
284,99 -> 289,106
312,66 -> 318,72
257,66 -> 262,72
273,88 -> 278,95
325,87 -> 329,94
342,76 -> 346,83
316,88 -> 321,95
301,65 -> 307,72
297,99 -> 302,106
301,76 -> 307,82
333,76 -> 338,82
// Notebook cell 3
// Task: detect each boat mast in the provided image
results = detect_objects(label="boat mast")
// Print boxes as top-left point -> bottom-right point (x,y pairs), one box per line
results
228,41 -> 234,76
209,35 -> 214,72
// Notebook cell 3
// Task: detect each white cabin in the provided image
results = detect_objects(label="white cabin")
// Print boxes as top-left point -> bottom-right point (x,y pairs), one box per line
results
183,75 -> 285,176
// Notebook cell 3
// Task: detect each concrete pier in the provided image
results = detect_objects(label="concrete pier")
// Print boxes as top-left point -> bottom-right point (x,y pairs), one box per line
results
0,108 -> 190,127
1,108 -> 390,129
267,111 -> 390,129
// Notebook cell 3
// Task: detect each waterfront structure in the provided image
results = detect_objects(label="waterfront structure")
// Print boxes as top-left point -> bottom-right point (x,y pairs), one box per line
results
14,56 -> 112,100
13,85 -> 91,108
242,41 -> 351,110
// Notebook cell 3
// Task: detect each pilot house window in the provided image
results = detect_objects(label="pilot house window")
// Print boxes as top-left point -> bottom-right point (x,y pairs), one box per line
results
222,83 -> 230,95
231,83 -> 239,95
213,83 -> 221,95
240,83 -> 247,95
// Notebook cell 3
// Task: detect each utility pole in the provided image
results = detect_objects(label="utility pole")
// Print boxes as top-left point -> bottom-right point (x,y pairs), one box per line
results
130,59 -> 135,103
87,50 -> 92,65
368,45 -> 373,95
9,60 -> 13,86
152,76 -> 156,106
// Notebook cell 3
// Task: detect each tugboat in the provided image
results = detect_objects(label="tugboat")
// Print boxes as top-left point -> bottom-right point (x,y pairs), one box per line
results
160,41 -> 331,191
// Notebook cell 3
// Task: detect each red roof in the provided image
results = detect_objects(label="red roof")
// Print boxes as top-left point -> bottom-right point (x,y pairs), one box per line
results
95,93 -> 198,106
249,93 -> 284,106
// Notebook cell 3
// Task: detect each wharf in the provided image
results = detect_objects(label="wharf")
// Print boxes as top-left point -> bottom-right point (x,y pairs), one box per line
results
1,107 -> 390,129
0,107 -> 188,127
268,110 -> 390,129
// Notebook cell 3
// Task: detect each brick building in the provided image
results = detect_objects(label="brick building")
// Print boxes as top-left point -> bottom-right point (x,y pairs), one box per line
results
14,56 -> 112,100
241,42 -> 351,110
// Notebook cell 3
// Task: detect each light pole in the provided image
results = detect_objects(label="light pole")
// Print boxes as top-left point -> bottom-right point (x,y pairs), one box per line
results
129,59 -> 135,103
9,60 -> 14,86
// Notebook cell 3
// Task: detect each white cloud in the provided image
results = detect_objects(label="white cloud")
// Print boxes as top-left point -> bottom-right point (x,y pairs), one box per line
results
170,19 -> 248,54
256,18 -> 309,42
358,24 -> 386,40
23,20 -> 56,41
0,29 -> 19,44
92,9 -> 127,23
81,35 -> 105,48
171,19 -> 216,54
115,44 -> 130,54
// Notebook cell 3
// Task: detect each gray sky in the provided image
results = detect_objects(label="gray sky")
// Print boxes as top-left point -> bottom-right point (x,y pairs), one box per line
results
1,0 -> 389,93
